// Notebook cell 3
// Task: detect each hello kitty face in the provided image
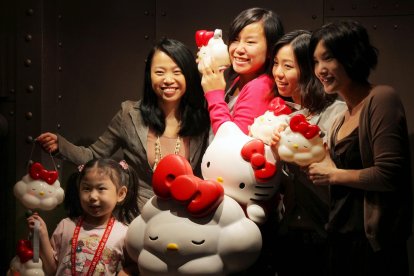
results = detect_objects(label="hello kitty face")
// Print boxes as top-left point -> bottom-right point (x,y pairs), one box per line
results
14,162 -> 64,211
278,114 -> 325,166
125,154 -> 262,275
201,122 -> 281,224
249,111 -> 290,145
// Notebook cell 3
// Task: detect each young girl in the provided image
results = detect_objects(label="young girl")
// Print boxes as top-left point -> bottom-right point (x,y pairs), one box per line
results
200,7 -> 284,135
27,158 -> 139,275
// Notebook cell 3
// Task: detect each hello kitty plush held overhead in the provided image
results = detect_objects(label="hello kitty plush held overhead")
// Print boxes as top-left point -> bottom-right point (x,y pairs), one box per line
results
196,29 -> 230,72
278,114 -> 325,166
125,154 -> 262,275
201,121 -> 281,224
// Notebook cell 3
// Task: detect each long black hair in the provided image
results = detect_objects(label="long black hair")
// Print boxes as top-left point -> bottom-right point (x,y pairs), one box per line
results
271,30 -> 336,114
140,38 -> 210,136
64,158 -> 139,224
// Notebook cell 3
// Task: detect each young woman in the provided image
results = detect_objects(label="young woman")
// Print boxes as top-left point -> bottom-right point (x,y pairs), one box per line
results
37,38 -> 210,211
270,30 -> 345,276
308,20 -> 412,275
27,159 -> 139,275
200,7 -> 284,135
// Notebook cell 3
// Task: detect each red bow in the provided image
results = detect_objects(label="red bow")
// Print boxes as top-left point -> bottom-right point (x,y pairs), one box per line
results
241,140 -> 276,182
195,30 -> 214,47
16,239 -> 33,263
29,162 -> 58,185
289,114 -> 320,139
152,154 -> 224,217
268,97 -> 292,116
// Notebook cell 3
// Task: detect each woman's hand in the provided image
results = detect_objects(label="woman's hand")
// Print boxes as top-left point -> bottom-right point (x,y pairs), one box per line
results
306,147 -> 337,185
269,125 -> 287,157
200,59 -> 226,93
36,132 -> 58,153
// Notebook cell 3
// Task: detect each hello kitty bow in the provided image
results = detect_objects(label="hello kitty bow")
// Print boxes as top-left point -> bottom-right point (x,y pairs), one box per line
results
289,114 -> 321,139
268,97 -> 292,116
29,162 -> 58,185
241,140 -> 276,182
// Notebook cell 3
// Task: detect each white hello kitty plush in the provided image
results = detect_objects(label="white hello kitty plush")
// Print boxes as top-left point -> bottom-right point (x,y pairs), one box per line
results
249,97 -> 292,145
196,29 -> 230,72
278,114 -> 325,166
125,155 -> 262,275
201,121 -> 281,224
14,162 -> 64,211
8,239 -> 45,276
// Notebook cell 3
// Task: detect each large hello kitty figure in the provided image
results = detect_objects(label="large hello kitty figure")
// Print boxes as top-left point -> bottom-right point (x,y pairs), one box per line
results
278,114 -> 325,166
125,155 -> 262,275
196,29 -> 230,72
201,121 -> 281,224
8,240 -> 45,276
249,97 -> 292,145
14,162 -> 64,211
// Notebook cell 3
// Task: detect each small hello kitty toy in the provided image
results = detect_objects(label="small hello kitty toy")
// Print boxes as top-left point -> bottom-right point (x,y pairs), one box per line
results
125,154 -> 262,275
8,239 -> 45,276
196,29 -> 230,72
278,114 -> 325,166
14,162 -> 64,211
249,97 -> 292,145
201,121 -> 281,224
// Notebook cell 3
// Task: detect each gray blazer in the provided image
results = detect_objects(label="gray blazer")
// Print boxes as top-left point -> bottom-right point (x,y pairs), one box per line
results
57,100 -> 209,211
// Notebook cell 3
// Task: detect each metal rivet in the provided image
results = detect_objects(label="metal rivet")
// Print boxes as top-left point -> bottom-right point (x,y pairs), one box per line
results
9,110 -> 14,116
58,41 -> 63,47
26,9 -> 34,16
330,5 -> 335,11
25,112 -> 33,120
144,11 -> 149,16
372,3 -> 378,9
24,59 -> 32,67
58,66 -> 62,71
57,123 -> 61,129
161,11 -> 166,16
395,3 -> 400,8
9,89 -> 15,94
26,85 -> 34,93
311,15 -> 317,20
144,35 -> 149,40
394,24 -> 398,30
57,164 -> 61,169
26,136 -> 34,143
373,25 -> 377,30
58,14 -> 62,20
58,95 -> 62,100
25,34 -> 32,42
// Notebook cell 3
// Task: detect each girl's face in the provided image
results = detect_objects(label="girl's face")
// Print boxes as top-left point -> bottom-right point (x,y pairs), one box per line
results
313,41 -> 351,94
151,50 -> 186,106
79,168 -> 126,225
229,21 -> 267,80
272,44 -> 300,102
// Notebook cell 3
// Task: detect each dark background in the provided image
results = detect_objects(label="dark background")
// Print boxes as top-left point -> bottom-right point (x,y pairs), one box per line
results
1,0 -> 413,274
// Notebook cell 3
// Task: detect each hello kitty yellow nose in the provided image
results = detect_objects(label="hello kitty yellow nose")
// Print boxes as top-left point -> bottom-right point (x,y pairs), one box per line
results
216,177 -> 223,183
293,144 -> 299,149
39,191 -> 45,196
167,243 -> 179,251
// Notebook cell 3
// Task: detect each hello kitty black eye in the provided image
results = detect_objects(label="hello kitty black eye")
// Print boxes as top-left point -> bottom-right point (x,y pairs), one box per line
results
192,240 -> 205,245
149,236 -> 158,241
206,161 -> 211,168
239,183 -> 245,189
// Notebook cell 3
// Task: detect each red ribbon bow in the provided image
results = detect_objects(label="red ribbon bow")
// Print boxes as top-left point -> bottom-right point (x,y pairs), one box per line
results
29,162 -> 58,185
289,114 -> 321,139
152,154 -> 224,217
16,239 -> 33,263
268,97 -> 292,116
241,140 -> 277,182
195,30 -> 214,47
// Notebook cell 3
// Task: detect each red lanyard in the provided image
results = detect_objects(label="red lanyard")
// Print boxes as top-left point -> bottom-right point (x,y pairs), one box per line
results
71,216 -> 115,276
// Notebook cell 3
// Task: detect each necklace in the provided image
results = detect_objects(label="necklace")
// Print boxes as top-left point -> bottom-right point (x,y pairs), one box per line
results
153,136 -> 181,171
71,216 -> 115,276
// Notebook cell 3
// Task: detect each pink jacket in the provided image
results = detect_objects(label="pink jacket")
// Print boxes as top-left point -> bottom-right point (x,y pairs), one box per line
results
205,74 -> 275,134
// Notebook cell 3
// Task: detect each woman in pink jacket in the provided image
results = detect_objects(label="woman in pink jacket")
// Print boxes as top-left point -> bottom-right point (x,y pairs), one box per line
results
200,7 -> 285,135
